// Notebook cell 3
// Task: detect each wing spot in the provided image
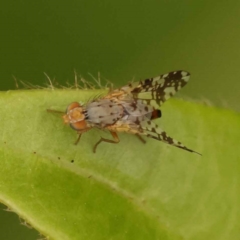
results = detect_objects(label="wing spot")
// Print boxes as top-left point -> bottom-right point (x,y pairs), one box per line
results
151,128 -> 156,133
135,118 -> 140,125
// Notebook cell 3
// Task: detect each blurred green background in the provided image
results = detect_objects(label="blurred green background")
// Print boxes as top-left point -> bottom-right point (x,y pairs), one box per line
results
1,0 -> 240,239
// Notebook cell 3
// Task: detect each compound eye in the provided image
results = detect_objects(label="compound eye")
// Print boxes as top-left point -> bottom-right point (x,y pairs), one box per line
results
70,120 -> 87,130
66,102 -> 81,113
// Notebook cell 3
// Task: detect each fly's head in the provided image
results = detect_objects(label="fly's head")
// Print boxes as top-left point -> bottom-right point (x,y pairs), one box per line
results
63,102 -> 87,131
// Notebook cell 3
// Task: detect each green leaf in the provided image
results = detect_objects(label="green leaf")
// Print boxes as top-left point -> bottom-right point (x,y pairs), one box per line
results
0,89 -> 239,240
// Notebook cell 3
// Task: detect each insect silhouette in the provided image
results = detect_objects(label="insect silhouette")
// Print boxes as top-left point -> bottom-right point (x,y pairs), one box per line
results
47,71 -> 200,155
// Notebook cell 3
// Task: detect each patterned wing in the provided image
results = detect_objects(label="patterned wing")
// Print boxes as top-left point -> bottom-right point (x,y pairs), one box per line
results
139,119 -> 201,155
106,70 -> 200,154
120,70 -> 190,108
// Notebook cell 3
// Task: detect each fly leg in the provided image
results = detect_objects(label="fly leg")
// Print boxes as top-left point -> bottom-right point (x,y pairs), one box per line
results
74,129 -> 91,145
135,134 -> 146,144
74,134 -> 82,145
93,131 -> 120,153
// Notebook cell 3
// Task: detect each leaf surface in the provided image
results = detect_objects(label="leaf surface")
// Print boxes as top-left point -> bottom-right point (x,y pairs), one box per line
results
0,89 -> 239,240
